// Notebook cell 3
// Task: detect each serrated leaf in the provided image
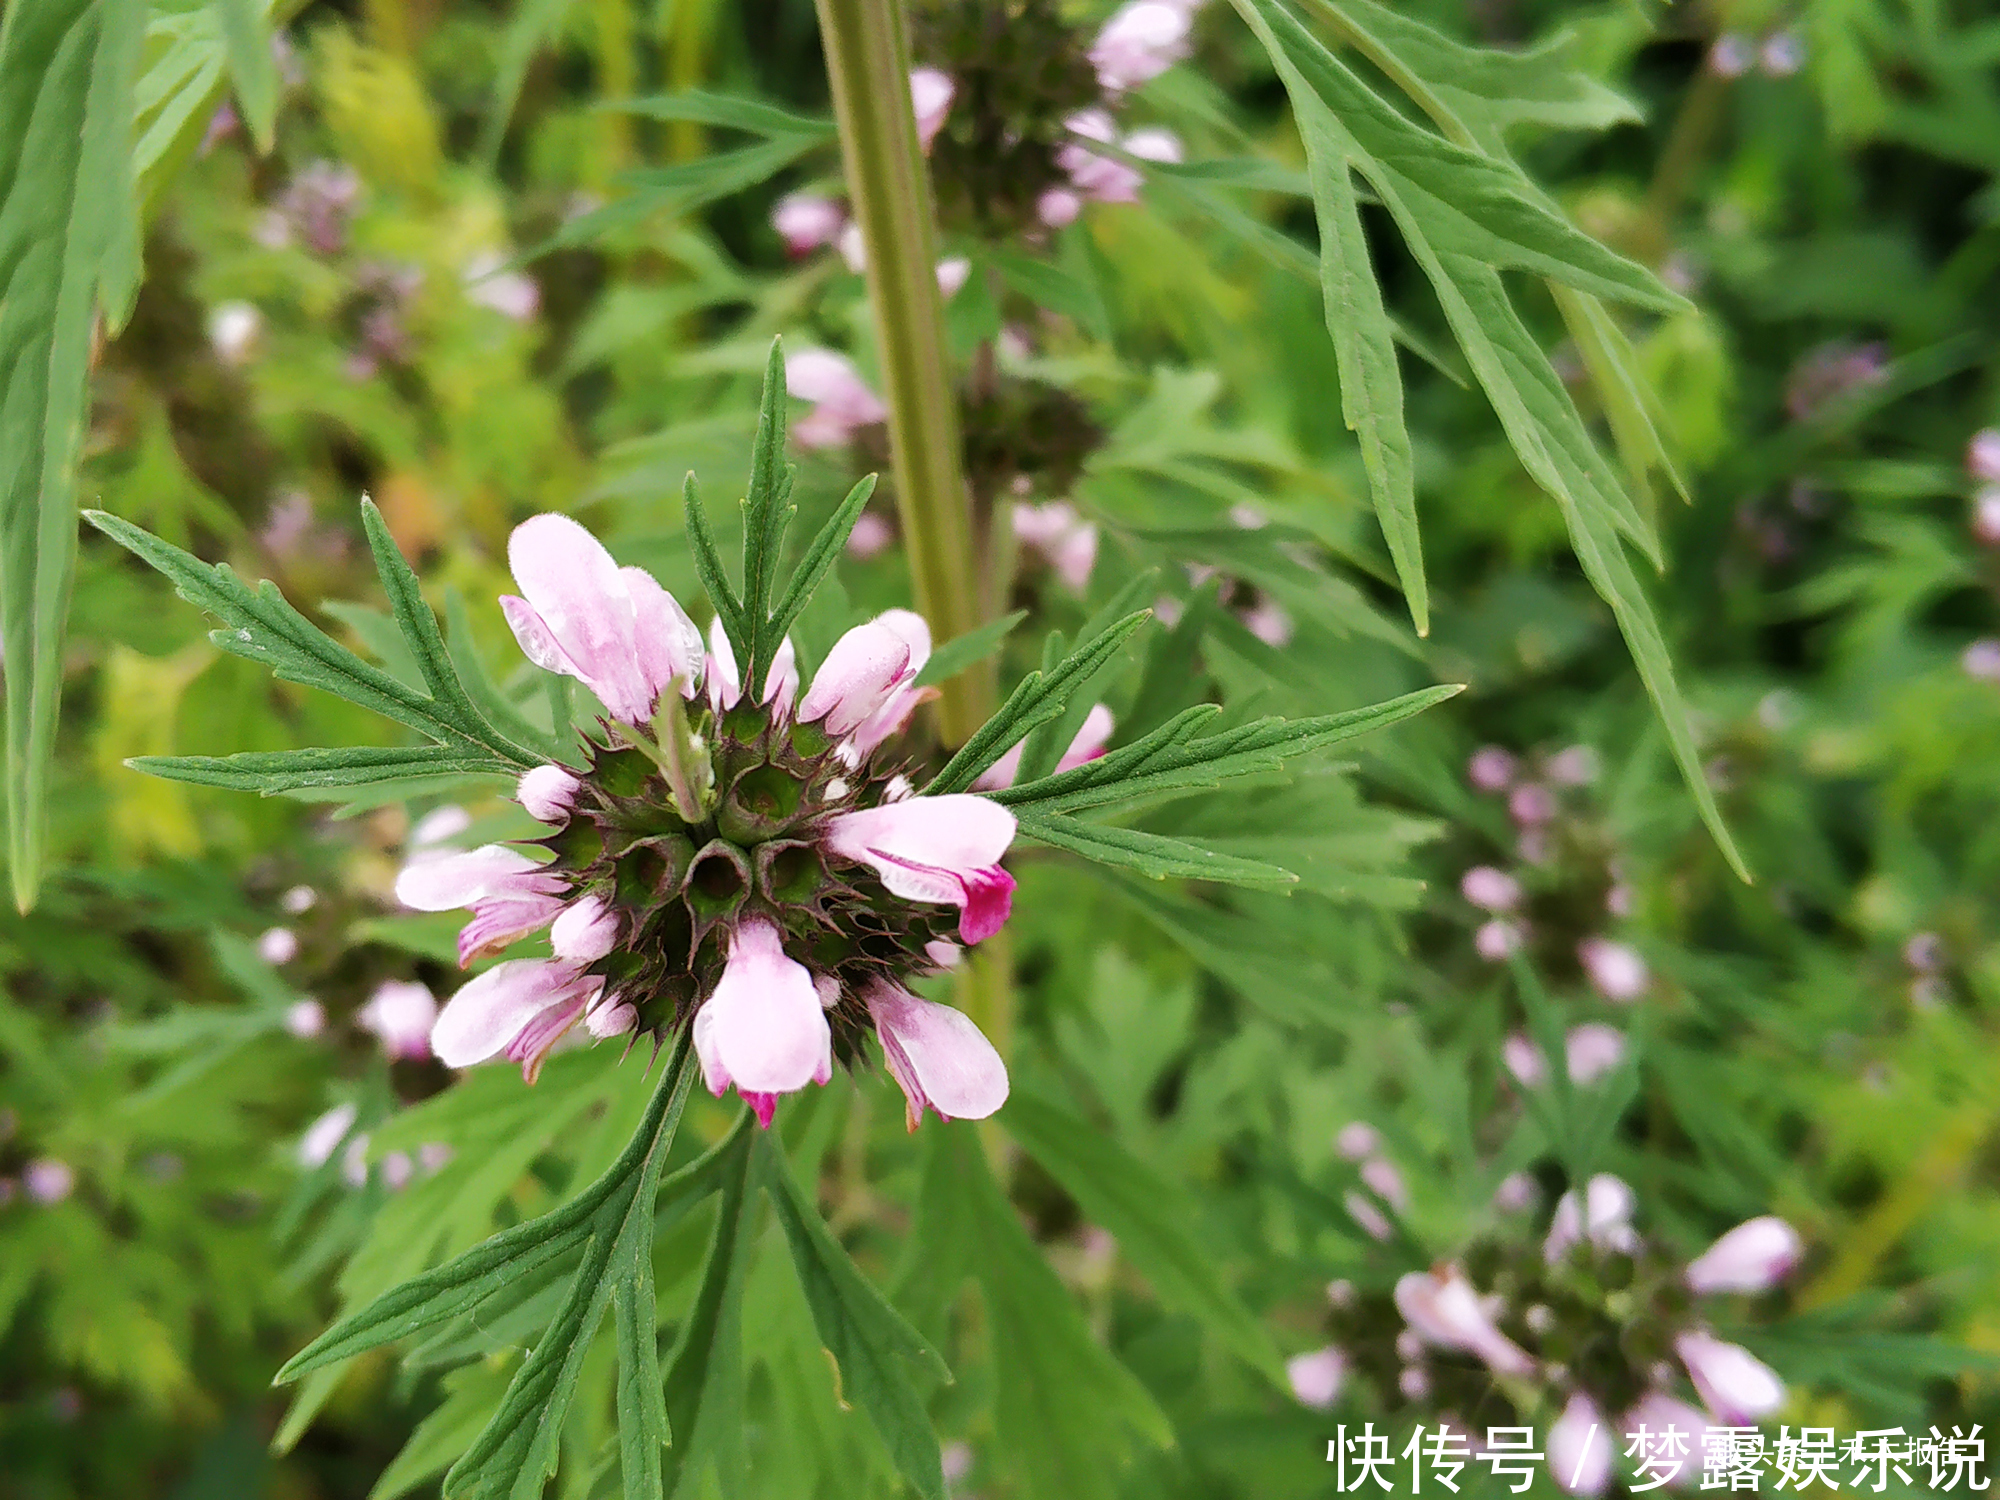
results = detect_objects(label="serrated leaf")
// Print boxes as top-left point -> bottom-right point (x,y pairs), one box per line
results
442,1042 -> 700,1500
131,745 -> 515,795
927,611 -> 1153,795
1,0 -> 144,911
758,1135 -> 950,1500
1013,808 -> 1300,887
85,509 -> 539,778
950,1127 -> 1173,1499
1002,1090 -> 1285,1382
995,683 -> 1459,816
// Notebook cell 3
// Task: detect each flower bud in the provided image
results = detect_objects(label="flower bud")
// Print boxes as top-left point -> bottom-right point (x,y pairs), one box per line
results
1578,938 -> 1649,1002
1675,1330 -> 1785,1423
1549,1393 -> 1612,1496
1395,1266 -> 1536,1376
1970,428 -> 2000,484
1286,1346 -> 1346,1410
1461,865 -> 1522,912
551,894 -> 619,963
1685,1216 -> 1802,1294
519,764 -> 581,823
1468,745 -> 1517,791
299,1103 -> 358,1168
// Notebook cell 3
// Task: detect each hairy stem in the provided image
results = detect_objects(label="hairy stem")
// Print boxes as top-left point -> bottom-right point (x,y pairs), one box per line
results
812,0 -> 994,744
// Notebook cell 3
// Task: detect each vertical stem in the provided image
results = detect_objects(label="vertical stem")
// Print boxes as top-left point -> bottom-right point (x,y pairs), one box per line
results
812,0 -> 993,744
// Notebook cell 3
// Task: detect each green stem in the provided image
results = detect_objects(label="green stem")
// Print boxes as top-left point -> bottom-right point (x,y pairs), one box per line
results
812,0 -> 993,744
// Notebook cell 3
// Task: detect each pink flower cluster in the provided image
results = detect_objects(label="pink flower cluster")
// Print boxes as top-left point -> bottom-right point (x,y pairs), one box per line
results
396,514 -> 1013,1130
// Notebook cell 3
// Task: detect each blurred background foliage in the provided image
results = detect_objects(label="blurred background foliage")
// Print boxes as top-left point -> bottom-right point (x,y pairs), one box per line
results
9,0 -> 2000,1494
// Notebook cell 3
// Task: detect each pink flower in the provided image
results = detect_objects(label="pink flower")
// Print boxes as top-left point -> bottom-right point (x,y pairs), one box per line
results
1037,188 -> 1082,228
298,1103 -> 358,1168
1286,1346 -> 1347,1410
359,980 -> 439,1060
825,795 -> 1017,943
257,927 -> 299,964
1345,1191 -> 1393,1241
1240,597 -> 1293,648
1974,489 -> 2000,546
1012,500 -> 1098,590
773,193 -> 845,257
1545,1174 -> 1639,1262
281,884 -> 318,914
431,959 -> 603,1084
865,980 -> 1009,1129
1965,638 -> 2000,681
798,619 -> 917,735
395,844 -> 567,966
1685,1216 -> 1802,1294
1548,1393 -> 1612,1496
974,704 -> 1114,790
208,301 -> 261,365
1361,1157 -> 1408,1211
1335,1122 -> 1379,1160
500,514 -> 704,724
1461,865 -> 1522,912
1057,110 -> 1143,204
786,348 -> 888,450
1509,782 -> 1556,825
936,257 -> 971,300
464,252 -> 539,321
1468,745 -> 1517,792
1578,938 -> 1649,1002
1969,428 -> 2000,484
1674,1330 -> 1785,1423
846,511 -> 894,559
1090,0 -> 1194,92
1493,1171 -> 1537,1212
1394,1266 -> 1536,1377
909,67 -> 955,151
1546,745 -> 1601,786
848,610 -> 937,756
1476,919 -> 1524,961
1708,33 -> 1753,77
517,764 -> 580,823
1565,1023 -> 1627,1085
586,998 -> 638,1039
693,918 -> 832,1125
23,1159 -> 74,1205
550,893 -> 619,963
285,999 -> 326,1038
410,804 -> 471,848
1503,1032 -> 1548,1088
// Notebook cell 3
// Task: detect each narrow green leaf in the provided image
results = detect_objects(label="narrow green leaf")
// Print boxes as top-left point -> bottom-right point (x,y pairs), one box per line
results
211,0 -> 276,150
612,1269 -> 666,1500
131,745 -> 516,795
444,1039 -> 699,1499
759,1135 -> 950,1500
1012,808 -> 1300,887
1553,285 -> 1689,507
926,611 -> 1152,795
1295,99 -> 1425,632
767,473 -> 877,647
477,0 -> 576,166
276,1043 -> 694,1386
359,498 -> 543,765
1002,1090 -> 1285,1382
600,89 -> 834,140
683,473 -> 748,665
85,511 -> 540,770
915,611 -> 1026,688
995,683 -> 1462,816
1,0 -> 144,911
742,338 -> 795,691
659,1120 -> 758,1499
443,587 -> 574,765
989,248 -> 1109,340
